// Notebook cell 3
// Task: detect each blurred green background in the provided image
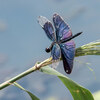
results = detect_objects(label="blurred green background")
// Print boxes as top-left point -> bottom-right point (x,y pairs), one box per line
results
0,0 -> 100,100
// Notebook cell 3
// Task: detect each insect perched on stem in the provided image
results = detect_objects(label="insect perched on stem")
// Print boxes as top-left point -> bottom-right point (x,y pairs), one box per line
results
38,13 -> 82,74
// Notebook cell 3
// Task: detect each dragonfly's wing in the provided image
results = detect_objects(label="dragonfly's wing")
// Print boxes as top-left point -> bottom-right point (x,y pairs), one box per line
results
60,40 -> 75,74
53,13 -> 72,42
51,44 -> 61,60
38,16 -> 56,41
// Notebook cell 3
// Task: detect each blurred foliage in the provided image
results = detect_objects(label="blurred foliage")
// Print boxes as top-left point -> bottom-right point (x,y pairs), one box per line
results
93,90 -> 100,100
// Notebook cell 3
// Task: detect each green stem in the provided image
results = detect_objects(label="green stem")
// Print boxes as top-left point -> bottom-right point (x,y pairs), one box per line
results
0,57 -> 52,90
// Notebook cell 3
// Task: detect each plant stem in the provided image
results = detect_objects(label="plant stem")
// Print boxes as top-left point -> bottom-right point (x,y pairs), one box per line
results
0,57 -> 52,90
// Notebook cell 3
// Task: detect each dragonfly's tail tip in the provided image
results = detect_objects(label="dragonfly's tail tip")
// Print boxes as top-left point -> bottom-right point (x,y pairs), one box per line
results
80,31 -> 83,34
78,31 -> 83,35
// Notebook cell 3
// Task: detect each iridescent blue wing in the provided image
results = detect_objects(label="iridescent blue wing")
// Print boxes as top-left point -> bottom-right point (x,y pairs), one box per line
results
53,13 -> 72,42
51,44 -> 61,60
38,16 -> 56,41
60,40 -> 75,74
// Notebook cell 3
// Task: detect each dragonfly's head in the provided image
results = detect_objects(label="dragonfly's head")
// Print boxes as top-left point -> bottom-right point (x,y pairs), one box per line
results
45,48 -> 51,53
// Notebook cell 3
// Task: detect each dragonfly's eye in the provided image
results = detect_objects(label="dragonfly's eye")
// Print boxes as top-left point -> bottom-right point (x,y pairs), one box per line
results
45,48 -> 50,53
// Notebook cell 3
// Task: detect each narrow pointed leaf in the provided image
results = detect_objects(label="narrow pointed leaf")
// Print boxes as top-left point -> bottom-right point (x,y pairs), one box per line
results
75,39 -> 100,57
13,82 -> 39,100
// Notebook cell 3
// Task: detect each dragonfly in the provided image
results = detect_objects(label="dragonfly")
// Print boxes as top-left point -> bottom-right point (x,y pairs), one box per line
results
38,13 -> 82,74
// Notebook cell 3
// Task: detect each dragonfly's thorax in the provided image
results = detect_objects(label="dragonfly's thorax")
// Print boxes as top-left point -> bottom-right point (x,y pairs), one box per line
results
50,41 -> 58,49
45,32 -> 82,53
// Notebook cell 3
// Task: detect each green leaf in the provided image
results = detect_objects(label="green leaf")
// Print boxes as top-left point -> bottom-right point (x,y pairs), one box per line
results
13,82 -> 39,100
40,66 -> 94,100
75,39 -> 100,57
